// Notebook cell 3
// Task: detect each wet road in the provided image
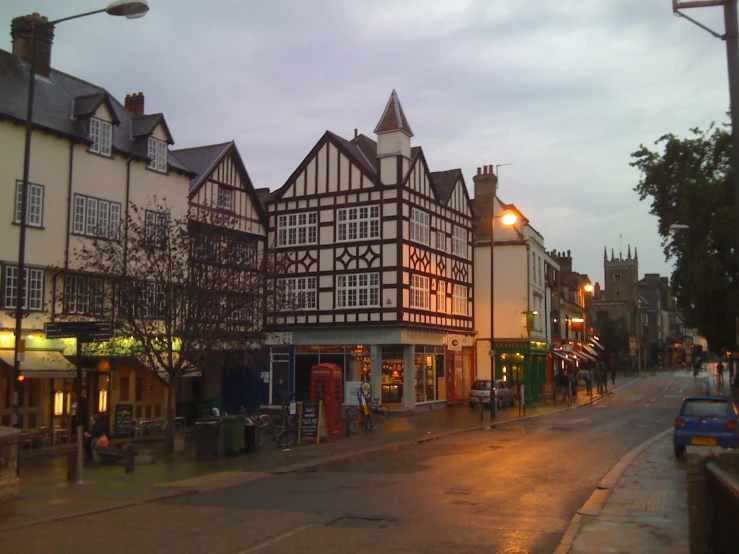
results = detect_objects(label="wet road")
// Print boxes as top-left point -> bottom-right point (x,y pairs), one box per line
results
0,372 -> 703,554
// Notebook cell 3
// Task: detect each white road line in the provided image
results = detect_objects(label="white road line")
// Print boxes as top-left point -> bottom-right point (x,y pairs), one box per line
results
237,524 -> 315,553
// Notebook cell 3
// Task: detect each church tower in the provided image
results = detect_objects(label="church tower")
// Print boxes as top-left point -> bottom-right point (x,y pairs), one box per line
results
603,245 -> 639,309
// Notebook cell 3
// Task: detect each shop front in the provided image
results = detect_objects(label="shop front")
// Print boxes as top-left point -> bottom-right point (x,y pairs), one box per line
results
493,340 -> 548,404
266,328 -> 474,410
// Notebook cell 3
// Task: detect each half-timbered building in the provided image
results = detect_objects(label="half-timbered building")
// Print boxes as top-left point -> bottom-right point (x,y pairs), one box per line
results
172,141 -> 269,411
265,91 -> 475,410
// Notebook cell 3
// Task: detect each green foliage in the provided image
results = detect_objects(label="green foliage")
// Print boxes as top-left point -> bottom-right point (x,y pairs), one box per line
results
593,317 -> 629,359
631,124 -> 738,352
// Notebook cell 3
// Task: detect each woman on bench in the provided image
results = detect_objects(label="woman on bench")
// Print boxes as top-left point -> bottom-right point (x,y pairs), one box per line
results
84,415 -> 110,462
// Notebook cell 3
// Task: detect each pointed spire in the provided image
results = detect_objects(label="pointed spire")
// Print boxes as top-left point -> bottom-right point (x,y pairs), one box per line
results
627,244 -> 632,259
603,246 -> 607,261
374,90 -> 414,136
611,249 -> 615,261
634,247 -> 638,261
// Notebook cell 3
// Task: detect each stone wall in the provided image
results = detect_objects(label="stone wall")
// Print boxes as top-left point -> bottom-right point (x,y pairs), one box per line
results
685,447 -> 739,554
0,426 -> 20,503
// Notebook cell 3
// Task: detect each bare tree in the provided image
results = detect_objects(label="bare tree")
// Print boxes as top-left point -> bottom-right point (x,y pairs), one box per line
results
67,198 -> 287,454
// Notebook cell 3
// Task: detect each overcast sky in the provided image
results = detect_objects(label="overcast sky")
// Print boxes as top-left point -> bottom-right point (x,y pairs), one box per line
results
0,0 -> 731,285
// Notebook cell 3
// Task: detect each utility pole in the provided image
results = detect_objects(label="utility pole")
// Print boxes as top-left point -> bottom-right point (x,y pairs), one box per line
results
673,0 -> 739,352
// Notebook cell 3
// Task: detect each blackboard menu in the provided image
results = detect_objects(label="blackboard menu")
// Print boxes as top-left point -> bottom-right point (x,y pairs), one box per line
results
299,401 -> 319,442
114,403 -> 133,437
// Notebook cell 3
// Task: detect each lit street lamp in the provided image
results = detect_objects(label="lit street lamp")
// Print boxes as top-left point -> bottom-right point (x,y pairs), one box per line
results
11,1 -> 149,475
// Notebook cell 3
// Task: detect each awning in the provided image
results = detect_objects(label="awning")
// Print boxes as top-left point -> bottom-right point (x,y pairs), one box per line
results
590,339 -> 606,351
583,344 -> 600,357
0,350 -> 80,379
572,350 -> 596,362
552,351 -> 576,363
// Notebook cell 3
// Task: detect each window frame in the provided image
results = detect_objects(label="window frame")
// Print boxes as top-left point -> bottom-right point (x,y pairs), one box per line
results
145,210 -> 168,247
217,186 -> 234,211
410,274 -> 430,310
277,276 -> 317,311
336,272 -> 380,309
72,194 -> 122,240
64,274 -> 104,315
276,212 -> 318,247
436,280 -> 446,313
452,284 -> 468,316
452,226 -> 467,257
410,208 -> 430,245
2,265 -> 44,311
88,117 -> 113,157
14,181 -> 44,228
147,137 -> 168,173
336,205 -> 380,242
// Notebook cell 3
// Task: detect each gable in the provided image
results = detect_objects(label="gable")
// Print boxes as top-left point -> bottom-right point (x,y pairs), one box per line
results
402,151 -> 438,202
447,177 -> 472,217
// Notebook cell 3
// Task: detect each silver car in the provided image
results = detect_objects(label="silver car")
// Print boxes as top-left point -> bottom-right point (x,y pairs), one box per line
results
469,379 -> 516,409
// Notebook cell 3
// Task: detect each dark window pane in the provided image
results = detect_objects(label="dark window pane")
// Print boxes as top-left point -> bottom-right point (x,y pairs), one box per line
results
119,377 -> 129,401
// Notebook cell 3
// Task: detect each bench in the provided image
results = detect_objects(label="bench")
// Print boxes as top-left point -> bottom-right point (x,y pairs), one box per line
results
94,443 -> 135,464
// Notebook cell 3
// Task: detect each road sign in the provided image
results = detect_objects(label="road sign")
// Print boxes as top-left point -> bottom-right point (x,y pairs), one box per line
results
45,321 -> 113,341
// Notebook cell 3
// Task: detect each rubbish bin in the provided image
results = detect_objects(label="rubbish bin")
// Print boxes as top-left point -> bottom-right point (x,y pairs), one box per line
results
194,417 -> 222,460
222,415 -> 246,456
244,419 -> 257,453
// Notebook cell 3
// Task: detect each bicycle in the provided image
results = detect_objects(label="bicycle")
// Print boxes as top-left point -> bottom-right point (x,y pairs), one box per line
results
349,404 -> 378,433
239,406 -> 274,450
369,398 -> 391,420
273,396 -> 298,448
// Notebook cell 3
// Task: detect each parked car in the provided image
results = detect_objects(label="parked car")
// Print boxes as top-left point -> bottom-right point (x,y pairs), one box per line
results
469,379 -> 516,409
673,396 -> 739,457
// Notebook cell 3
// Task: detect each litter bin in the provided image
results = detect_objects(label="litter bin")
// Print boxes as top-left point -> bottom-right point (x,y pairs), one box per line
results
194,417 -> 222,460
222,415 -> 246,456
244,419 -> 258,453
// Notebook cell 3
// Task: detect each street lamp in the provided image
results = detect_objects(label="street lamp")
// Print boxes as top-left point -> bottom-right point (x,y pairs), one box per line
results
490,207 -> 518,418
11,0 -> 150,432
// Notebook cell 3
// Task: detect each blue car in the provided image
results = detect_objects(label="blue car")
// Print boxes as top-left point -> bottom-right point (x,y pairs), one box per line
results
673,396 -> 739,457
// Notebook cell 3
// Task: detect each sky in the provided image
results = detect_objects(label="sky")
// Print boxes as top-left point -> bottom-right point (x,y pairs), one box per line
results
0,0 -> 731,285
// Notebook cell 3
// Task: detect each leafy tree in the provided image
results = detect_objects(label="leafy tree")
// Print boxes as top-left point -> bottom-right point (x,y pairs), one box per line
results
68,199 -> 285,454
631,124 -> 738,352
592,316 -> 629,361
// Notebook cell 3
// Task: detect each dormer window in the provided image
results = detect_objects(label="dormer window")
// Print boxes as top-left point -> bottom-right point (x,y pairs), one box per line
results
218,186 -> 233,211
89,118 -> 112,156
147,137 -> 168,173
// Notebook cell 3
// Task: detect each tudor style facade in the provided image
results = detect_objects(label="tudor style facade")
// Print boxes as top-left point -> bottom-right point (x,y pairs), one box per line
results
265,91 -> 475,409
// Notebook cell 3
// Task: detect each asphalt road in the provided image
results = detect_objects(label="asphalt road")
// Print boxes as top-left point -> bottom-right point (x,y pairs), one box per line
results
0,373 -> 703,554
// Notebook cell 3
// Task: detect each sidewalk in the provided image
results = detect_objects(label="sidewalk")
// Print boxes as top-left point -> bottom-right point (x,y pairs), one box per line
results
0,380 -> 629,531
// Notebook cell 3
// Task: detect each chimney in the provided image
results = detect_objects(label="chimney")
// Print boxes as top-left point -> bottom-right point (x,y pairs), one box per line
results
124,92 -> 145,116
12,13 -> 55,78
472,163 -> 498,244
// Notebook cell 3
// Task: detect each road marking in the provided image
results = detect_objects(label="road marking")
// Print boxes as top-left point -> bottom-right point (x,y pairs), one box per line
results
236,524 -> 315,553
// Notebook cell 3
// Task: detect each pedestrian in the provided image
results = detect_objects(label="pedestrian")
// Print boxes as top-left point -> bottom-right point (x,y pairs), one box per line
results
595,361 -> 606,394
717,361 -> 725,385
84,415 -> 110,462
609,354 -> 618,385
728,358 -> 735,384
583,368 -> 592,395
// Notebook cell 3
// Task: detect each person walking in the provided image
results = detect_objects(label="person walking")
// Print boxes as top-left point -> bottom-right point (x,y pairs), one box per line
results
717,361 -> 725,385
584,367 -> 593,395
609,353 -> 618,386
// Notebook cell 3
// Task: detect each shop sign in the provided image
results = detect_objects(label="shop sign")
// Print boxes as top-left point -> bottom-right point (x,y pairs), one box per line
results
493,341 -> 529,350
400,329 -> 445,345
295,328 -> 397,345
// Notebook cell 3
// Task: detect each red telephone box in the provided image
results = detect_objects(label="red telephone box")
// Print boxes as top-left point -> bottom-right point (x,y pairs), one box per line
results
310,363 -> 343,436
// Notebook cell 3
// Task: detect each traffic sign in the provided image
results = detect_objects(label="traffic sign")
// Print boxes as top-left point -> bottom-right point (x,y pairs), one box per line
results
45,322 -> 113,341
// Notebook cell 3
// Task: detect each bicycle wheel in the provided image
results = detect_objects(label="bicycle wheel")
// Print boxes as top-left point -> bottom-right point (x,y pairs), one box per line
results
376,405 -> 391,419
367,413 -> 379,431
257,414 -> 274,437
349,418 -> 360,434
276,428 -> 297,449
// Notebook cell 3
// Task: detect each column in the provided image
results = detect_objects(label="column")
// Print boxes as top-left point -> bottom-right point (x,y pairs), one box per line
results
370,345 -> 382,403
403,344 -> 415,409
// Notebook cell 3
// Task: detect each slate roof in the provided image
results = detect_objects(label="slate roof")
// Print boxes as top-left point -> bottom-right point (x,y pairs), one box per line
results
172,142 -> 231,190
374,90 -> 414,136
0,48 -> 190,174
328,132 -> 378,175
429,169 -> 461,205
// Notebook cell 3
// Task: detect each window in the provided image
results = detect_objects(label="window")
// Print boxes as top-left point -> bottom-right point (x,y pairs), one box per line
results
336,273 -> 380,308
642,313 -> 648,326
14,181 -> 44,227
277,212 -> 317,246
532,254 -> 537,284
64,274 -> 104,314
436,281 -> 446,313
147,137 -> 168,173
410,274 -> 430,310
538,256 -> 542,285
89,118 -> 112,156
452,226 -> 467,257
435,230 -> 446,252
145,210 -> 167,247
614,273 -> 622,284
2,265 -> 44,311
452,284 -> 467,315
217,186 -> 233,211
119,279 -> 165,318
337,206 -> 380,242
410,209 -> 430,245
227,239 -> 257,268
277,276 -> 317,310
73,194 -> 121,239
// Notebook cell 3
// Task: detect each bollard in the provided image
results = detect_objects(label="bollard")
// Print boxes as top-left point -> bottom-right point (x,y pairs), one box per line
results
67,448 -> 77,482
124,444 -> 134,474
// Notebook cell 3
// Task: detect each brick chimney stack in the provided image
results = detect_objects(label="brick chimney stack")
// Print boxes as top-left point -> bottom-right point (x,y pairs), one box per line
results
472,164 -> 498,244
11,13 -> 55,77
124,92 -> 145,116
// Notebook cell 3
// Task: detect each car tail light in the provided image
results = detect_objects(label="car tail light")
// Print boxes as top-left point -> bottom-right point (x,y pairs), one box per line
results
725,420 -> 737,430
675,417 -> 685,427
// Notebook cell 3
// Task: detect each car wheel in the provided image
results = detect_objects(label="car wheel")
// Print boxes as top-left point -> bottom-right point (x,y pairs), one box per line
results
497,397 -> 503,409
674,445 -> 686,458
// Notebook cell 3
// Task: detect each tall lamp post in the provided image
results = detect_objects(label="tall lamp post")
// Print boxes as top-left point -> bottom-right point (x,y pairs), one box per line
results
11,0 -> 150,434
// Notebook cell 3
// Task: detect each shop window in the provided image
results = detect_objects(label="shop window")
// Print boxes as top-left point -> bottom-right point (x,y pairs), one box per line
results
135,377 -> 143,402
27,412 -> 37,429
154,404 -> 162,418
119,376 -> 130,401
145,405 -> 153,419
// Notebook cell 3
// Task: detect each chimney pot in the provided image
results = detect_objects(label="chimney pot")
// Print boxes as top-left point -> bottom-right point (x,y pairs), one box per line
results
354,128 -> 358,139
477,167 -> 481,176
124,92 -> 145,116
488,164 -> 493,174
12,13 -> 55,77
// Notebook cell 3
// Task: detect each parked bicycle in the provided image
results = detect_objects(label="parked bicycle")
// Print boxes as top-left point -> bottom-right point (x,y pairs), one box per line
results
349,403 -> 378,433
273,396 -> 299,448
239,406 -> 274,450
369,398 -> 391,420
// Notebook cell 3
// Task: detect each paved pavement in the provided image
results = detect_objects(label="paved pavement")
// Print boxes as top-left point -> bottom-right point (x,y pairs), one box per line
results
559,365 -> 737,554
